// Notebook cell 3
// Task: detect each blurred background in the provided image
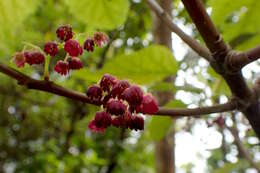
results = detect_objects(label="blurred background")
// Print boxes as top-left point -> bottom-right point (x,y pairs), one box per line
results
0,0 -> 260,172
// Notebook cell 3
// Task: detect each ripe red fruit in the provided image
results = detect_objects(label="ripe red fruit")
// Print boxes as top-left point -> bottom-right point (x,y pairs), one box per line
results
54,60 -> 69,76
106,99 -> 127,116
88,120 -> 105,133
13,52 -> 25,68
83,38 -> 95,52
56,25 -> 74,41
44,41 -> 59,57
93,32 -> 108,47
111,117 -> 121,127
213,116 -> 225,128
136,94 -> 159,115
64,39 -> 83,57
129,115 -> 144,131
68,57 -> 83,70
111,80 -> 130,99
86,85 -> 103,100
99,74 -> 117,92
94,111 -> 112,128
24,51 -> 45,65
111,112 -> 131,128
122,85 -> 144,107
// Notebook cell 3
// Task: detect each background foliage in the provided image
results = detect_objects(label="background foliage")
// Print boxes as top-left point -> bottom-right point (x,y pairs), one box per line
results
0,0 -> 259,172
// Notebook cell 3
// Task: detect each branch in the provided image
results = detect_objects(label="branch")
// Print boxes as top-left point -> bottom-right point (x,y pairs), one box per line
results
157,101 -> 236,117
229,45 -> 260,69
0,62 -> 236,117
145,0 -> 212,61
246,45 -> 260,63
226,125 -> 260,172
181,0 -> 230,63
179,0 -> 260,139
0,62 -> 102,106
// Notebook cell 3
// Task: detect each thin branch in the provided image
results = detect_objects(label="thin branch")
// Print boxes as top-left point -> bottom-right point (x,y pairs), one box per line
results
157,101 -> 236,117
0,62 -> 236,117
246,45 -> 260,63
181,0 -> 230,63
145,0 -> 212,61
231,45 -> 260,68
0,63 -> 102,105
226,125 -> 260,172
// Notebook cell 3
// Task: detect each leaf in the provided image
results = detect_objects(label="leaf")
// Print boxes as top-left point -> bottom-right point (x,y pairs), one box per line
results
0,0 -> 40,53
74,45 -> 178,85
207,68 -> 231,96
65,0 -> 130,30
166,99 -> 186,108
209,0 -> 260,50
213,162 -> 238,173
148,82 -> 175,92
102,45 -> 177,84
148,116 -> 172,141
213,160 -> 248,173
148,100 -> 186,141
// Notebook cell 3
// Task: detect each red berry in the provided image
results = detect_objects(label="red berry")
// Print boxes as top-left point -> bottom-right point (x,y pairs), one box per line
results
24,51 -> 45,65
93,32 -> 108,47
94,111 -> 112,128
84,38 -> 95,52
111,80 -> 130,99
129,115 -> 144,131
102,93 -> 113,105
13,52 -> 25,68
122,85 -> 144,107
213,116 -> 225,128
86,85 -> 103,100
88,120 -> 105,133
64,39 -> 83,57
99,74 -> 117,92
136,94 -> 159,115
44,41 -> 59,57
106,99 -> 127,116
68,57 -> 83,70
56,25 -> 74,41
111,117 -> 121,127
111,112 -> 131,128
54,60 -> 69,76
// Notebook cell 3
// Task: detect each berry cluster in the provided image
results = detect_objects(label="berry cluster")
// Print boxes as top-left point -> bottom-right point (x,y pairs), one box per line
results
87,74 -> 159,133
13,25 -> 108,77
13,51 -> 45,68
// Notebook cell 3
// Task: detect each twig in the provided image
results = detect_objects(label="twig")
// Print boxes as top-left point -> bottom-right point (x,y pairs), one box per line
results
230,45 -> 260,68
181,0 -> 230,63
157,101 -> 236,117
226,125 -> 260,172
145,0 -> 212,61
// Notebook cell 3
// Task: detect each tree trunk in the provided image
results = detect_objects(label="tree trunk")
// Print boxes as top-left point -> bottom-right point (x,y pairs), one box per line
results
152,0 -> 175,173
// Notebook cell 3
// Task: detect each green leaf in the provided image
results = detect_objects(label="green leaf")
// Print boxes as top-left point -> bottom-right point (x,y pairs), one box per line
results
147,101 -> 185,141
65,0 -> 130,30
0,0 -> 40,53
166,99 -> 186,108
213,160 -> 248,173
148,82 -> 175,92
209,0 -> 260,50
207,68 -> 231,96
74,45 -> 178,85
102,45 -> 177,84
148,116 -> 172,141
213,162 -> 238,173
